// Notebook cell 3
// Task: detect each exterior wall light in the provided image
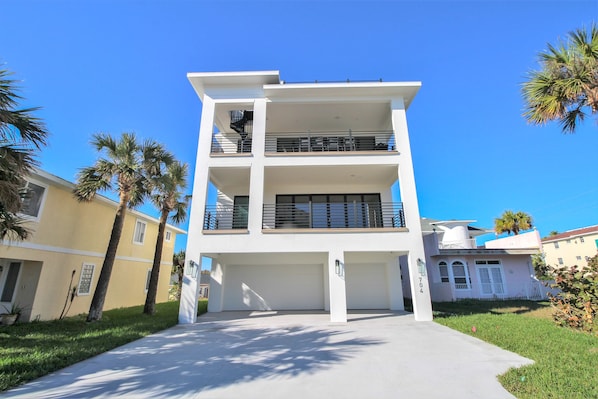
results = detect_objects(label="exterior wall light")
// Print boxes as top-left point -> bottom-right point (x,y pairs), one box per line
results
187,260 -> 199,279
417,258 -> 427,276
335,259 -> 344,277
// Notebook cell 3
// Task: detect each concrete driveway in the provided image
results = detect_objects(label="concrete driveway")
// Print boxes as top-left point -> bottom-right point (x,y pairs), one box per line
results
1,311 -> 532,399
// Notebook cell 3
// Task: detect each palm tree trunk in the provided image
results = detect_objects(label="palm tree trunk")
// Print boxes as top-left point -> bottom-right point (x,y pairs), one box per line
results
144,208 -> 169,315
87,198 -> 128,322
177,268 -> 183,300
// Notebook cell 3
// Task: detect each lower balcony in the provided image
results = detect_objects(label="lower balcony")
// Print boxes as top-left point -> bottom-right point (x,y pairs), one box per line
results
203,201 -> 405,232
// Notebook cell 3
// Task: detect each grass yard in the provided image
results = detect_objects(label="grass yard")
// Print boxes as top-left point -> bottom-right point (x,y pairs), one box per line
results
0,300 -> 208,392
433,300 -> 598,399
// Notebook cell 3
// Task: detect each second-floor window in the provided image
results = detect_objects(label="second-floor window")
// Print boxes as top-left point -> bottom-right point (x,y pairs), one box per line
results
77,263 -> 95,295
21,182 -> 46,218
133,220 -> 147,244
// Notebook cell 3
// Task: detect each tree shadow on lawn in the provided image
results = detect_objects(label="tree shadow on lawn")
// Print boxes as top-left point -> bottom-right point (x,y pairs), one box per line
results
430,299 -> 550,318
4,321 -> 384,398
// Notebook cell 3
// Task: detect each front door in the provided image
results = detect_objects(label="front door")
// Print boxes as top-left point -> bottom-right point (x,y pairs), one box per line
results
476,260 -> 505,296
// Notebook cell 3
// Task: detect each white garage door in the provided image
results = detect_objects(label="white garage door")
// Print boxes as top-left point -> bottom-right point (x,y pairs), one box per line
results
223,264 -> 325,311
345,263 -> 389,309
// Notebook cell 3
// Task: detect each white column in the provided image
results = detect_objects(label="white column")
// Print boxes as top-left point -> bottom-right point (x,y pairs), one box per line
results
247,98 -> 266,233
387,257 -> 404,311
179,96 -> 216,324
391,98 -> 433,321
207,260 -> 224,312
178,257 -> 202,324
328,250 -> 347,322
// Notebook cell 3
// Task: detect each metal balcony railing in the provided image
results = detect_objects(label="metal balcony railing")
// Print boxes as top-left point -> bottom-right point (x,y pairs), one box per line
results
265,130 -> 396,154
262,202 -> 405,229
210,134 -> 252,154
203,205 -> 248,230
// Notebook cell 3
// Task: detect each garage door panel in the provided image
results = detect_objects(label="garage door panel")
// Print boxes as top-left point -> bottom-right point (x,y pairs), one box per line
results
346,263 -> 389,309
223,264 -> 324,310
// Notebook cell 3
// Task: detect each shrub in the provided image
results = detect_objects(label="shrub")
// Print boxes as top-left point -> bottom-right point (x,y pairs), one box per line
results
544,254 -> 598,333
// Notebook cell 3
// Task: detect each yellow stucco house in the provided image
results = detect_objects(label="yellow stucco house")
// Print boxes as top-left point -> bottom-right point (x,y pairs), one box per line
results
542,225 -> 598,269
0,169 -> 186,322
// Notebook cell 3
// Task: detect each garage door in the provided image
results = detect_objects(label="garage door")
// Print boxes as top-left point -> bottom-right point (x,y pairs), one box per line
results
223,264 -> 325,311
345,263 -> 389,309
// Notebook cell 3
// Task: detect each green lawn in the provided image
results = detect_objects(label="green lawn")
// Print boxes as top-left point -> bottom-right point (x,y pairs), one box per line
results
0,300 -> 208,392
433,300 -> 598,399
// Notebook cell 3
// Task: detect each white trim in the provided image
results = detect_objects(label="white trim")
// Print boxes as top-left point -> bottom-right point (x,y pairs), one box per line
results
30,169 -> 186,234
133,219 -> 147,245
77,263 -> 95,296
0,240 -> 173,266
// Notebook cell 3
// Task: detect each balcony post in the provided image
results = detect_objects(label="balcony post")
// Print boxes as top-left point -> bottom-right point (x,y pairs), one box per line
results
391,98 -> 432,321
247,98 -> 266,233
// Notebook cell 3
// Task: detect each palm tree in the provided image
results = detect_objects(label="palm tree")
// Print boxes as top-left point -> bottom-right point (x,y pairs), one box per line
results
522,24 -> 598,133
494,210 -> 533,236
143,161 -> 188,315
0,68 -> 48,240
172,250 -> 185,301
74,133 -> 172,321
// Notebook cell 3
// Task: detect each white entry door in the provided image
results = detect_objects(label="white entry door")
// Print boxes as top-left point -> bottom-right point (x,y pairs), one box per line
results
476,260 -> 505,296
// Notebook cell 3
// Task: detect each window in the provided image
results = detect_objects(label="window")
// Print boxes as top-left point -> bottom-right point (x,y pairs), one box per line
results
232,196 -> 249,229
145,269 -> 152,292
133,220 -> 147,244
438,261 -> 449,283
554,242 -> 559,249
21,182 -> 46,218
566,239 -> 571,244
275,193 -> 383,228
475,260 -> 505,295
558,258 -> 564,265
0,262 -> 21,302
165,231 -> 172,242
77,263 -> 95,295
451,261 -> 470,290
580,237 -> 585,243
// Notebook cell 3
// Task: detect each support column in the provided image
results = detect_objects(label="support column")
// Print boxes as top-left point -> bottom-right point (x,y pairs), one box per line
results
247,98 -> 266,233
387,257 -> 404,311
391,98 -> 433,321
179,96 -> 216,324
207,260 -> 224,312
178,256 -> 203,324
328,250 -> 347,322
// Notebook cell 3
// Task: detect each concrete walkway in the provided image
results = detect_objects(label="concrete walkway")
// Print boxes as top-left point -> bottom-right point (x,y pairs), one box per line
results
1,311 -> 532,398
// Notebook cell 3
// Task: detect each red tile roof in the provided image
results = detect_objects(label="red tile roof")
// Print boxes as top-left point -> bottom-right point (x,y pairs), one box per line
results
542,225 -> 598,242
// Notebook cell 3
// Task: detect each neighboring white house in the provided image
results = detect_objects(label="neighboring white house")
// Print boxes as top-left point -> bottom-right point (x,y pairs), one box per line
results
179,71 -> 433,323
409,219 -> 548,302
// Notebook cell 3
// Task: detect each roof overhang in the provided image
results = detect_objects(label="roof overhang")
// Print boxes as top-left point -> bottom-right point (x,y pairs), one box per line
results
432,248 -> 539,256
187,71 -> 280,101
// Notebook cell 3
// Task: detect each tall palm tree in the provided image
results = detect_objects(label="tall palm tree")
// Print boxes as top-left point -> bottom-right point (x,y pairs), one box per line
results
522,24 -> 598,133
74,132 -> 172,321
0,68 -> 48,240
494,210 -> 533,236
143,161 -> 188,315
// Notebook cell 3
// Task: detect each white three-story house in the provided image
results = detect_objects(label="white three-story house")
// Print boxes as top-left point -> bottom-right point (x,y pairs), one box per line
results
179,71 -> 432,323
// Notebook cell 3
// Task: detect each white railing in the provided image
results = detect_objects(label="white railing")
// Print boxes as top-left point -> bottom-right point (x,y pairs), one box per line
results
438,239 -> 477,249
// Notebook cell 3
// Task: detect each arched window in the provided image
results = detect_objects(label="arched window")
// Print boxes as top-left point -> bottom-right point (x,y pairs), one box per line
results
451,260 -> 470,290
438,261 -> 449,283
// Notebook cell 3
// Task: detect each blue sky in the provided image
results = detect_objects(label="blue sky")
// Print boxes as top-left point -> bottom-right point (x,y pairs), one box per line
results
3,0 -> 598,252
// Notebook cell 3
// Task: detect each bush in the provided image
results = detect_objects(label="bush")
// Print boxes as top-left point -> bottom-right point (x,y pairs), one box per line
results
544,254 -> 598,333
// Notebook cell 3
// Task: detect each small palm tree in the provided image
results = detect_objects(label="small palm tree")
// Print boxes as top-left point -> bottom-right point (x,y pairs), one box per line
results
74,132 -> 172,321
172,250 -> 185,301
522,24 -> 598,133
0,68 -> 48,240
494,210 -> 533,236
143,160 -> 188,315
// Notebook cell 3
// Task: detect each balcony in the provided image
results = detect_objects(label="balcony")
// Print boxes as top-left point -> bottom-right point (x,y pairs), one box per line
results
209,130 -> 396,155
203,205 -> 248,231
266,130 -> 395,154
262,202 -> 405,230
